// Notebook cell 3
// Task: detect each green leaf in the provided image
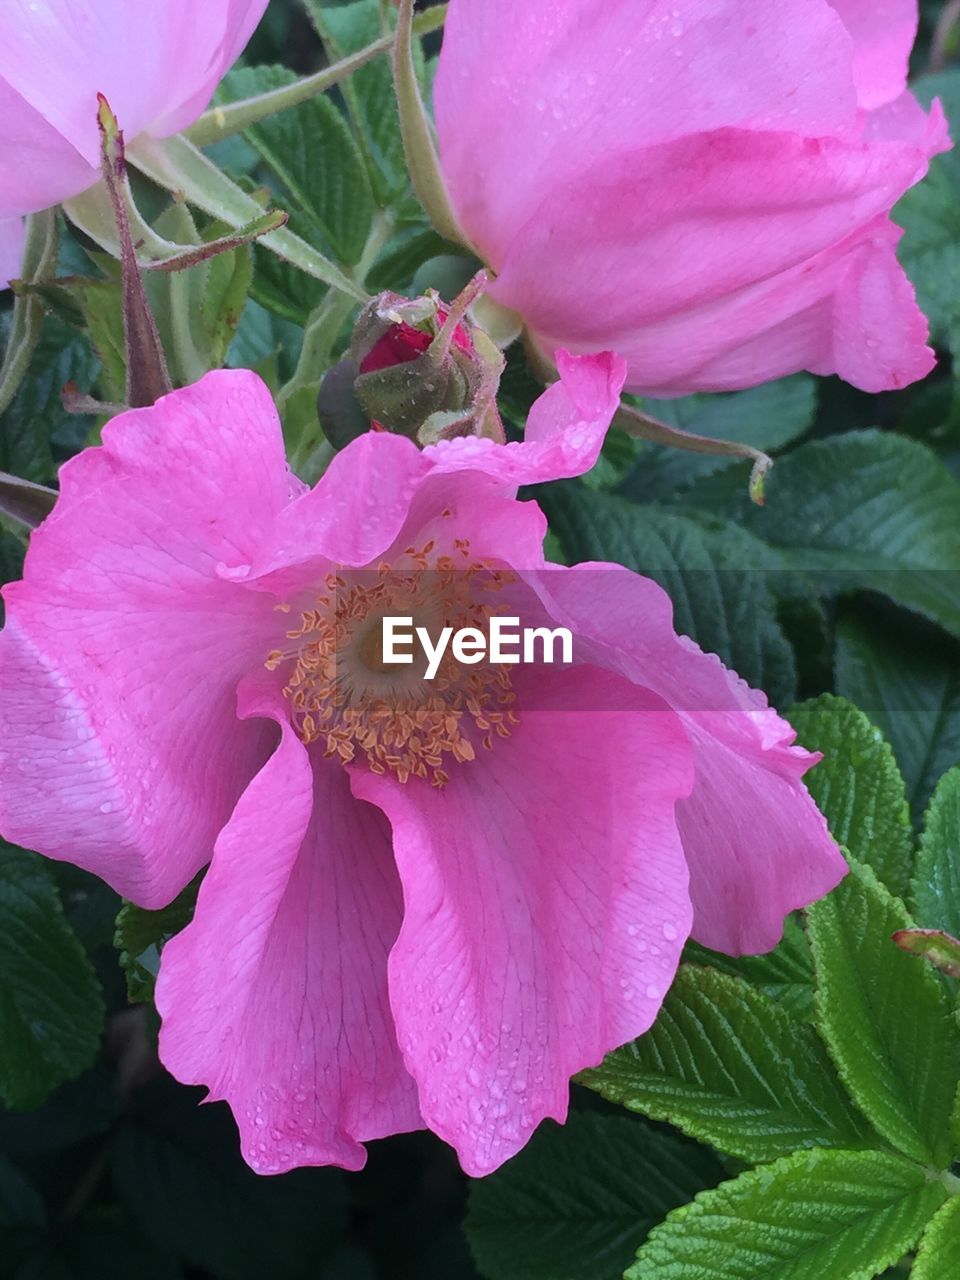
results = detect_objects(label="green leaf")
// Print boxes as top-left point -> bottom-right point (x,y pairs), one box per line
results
0,844 -> 105,1109
913,768 -> 960,934
836,612 -> 960,820
541,486 -> 798,707
807,860 -> 960,1168
219,65 -> 373,266
114,876 -> 201,1004
113,1079 -> 348,1280
308,0 -> 421,204
895,71 -> 960,352
742,431 -> 960,639
465,1113 -> 722,1280
628,1149 -> 946,1280
790,694 -> 914,899
912,1193 -> 960,1280
579,966 -> 873,1163
622,375 -> 817,501
0,316 -> 98,482
685,915 -> 815,1020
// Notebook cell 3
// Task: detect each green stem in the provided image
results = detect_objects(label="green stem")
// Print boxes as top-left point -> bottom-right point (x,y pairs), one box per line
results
282,211 -> 395,477
393,0 -> 471,249
187,3 -> 448,148
128,134 -> 367,301
0,209 -> 59,418
280,210 -> 395,411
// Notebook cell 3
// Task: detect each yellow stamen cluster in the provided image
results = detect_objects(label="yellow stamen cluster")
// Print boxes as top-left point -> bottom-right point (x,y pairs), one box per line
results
266,539 -> 518,787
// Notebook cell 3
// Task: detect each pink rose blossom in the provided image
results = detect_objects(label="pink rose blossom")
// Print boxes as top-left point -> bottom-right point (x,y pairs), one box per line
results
0,216 -> 24,289
434,0 -> 950,396
0,0 -> 268,217
0,363 -> 844,1175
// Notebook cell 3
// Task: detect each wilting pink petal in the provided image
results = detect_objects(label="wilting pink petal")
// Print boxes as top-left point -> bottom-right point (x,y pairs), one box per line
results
0,215 -> 24,288
531,567 -> 846,954
435,0 -> 947,396
157,681 -> 421,1174
352,665 -> 693,1176
0,0 -> 268,215
0,372 -> 290,906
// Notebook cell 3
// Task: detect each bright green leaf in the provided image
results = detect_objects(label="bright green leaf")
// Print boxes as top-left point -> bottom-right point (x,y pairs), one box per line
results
790,694 -> 914,899
912,1193 -> 960,1280
0,844 -> 105,1109
579,966 -> 873,1163
629,1149 -> 946,1280
913,768 -> 960,934
466,1113 -> 722,1280
808,861 -> 960,1168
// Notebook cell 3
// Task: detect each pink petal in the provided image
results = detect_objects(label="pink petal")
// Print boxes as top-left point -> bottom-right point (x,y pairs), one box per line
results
0,0 -> 267,175
0,372 -> 292,906
531,567 -> 846,955
156,679 -> 421,1175
0,215 -> 24,288
0,77 -> 97,217
829,0 -> 919,109
436,0 -> 858,264
352,665 -> 693,1176
492,124 -> 943,395
424,350 -> 626,488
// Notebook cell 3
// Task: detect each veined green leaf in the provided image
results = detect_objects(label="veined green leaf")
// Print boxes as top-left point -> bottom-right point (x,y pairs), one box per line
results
0,844 -> 105,1109
808,861 -> 960,1168
579,966 -> 873,1163
791,694 -> 913,899
629,1149 -> 946,1280
913,769 -> 960,935
466,1113 -> 721,1280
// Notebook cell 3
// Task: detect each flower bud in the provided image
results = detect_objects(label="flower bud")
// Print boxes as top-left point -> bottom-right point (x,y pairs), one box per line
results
317,279 -> 505,451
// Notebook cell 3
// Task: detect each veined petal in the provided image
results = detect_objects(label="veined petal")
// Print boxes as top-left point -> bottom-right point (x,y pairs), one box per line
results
352,664 -> 693,1176
0,372 -> 292,906
156,680 -> 421,1174
0,0 -> 267,170
531,566 -> 847,955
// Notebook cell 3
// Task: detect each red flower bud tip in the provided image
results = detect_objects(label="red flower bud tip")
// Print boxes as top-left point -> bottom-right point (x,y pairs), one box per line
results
359,309 -> 474,376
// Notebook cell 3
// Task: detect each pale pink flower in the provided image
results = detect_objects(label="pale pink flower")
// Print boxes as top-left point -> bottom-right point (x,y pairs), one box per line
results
0,216 -> 24,289
0,0 -> 268,217
434,0 -> 950,395
0,364 -> 844,1175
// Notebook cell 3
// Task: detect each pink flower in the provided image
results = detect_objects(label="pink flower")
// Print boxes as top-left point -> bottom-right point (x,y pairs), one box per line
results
0,0 -> 268,217
0,364 -> 845,1176
434,0 -> 950,396
0,216 -> 24,289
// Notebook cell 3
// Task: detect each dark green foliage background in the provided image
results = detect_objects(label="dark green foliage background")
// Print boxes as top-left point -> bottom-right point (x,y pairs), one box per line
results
2,2 -> 960,1278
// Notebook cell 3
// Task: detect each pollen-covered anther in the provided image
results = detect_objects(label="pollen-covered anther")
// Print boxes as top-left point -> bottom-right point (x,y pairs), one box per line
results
267,542 -> 517,786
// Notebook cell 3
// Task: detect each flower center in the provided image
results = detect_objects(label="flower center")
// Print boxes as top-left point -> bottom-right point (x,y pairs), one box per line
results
266,540 -> 518,787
